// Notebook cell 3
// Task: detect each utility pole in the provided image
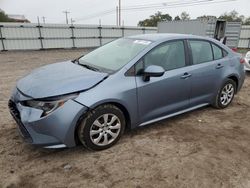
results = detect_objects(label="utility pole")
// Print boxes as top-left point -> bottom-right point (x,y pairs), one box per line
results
37,16 -> 40,25
118,0 -> 121,26
42,16 -> 46,24
70,18 -> 75,25
63,10 -> 70,24
116,6 -> 118,26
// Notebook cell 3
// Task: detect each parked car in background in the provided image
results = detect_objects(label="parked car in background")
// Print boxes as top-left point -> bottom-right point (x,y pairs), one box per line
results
244,51 -> 250,71
9,34 -> 245,151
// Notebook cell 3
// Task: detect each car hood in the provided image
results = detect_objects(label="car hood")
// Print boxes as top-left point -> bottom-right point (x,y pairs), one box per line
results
17,61 -> 108,99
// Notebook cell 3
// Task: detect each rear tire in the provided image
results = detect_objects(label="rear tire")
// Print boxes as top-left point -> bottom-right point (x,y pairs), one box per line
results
213,79 -> 236,109
78,104 -> 125,151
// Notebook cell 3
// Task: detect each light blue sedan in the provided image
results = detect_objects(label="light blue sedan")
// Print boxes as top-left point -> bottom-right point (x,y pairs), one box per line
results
9,34 -> 245,150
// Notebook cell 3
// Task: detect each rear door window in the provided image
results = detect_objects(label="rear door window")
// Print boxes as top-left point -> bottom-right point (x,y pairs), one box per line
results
189,40 -> 213,64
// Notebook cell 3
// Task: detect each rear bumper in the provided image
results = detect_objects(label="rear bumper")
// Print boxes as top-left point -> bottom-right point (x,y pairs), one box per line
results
8,99 -> 88,148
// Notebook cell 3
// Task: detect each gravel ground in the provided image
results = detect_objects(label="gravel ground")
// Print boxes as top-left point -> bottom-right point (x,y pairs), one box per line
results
0,49 -> 250,188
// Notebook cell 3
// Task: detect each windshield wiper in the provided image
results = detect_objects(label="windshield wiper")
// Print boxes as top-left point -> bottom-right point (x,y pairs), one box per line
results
71,59 -> 79,64
73,59 -> 100,72
79,63 -> 100,72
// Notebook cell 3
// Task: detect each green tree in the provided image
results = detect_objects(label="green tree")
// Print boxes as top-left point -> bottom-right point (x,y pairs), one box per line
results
138,11 -> 172,27
0,10 -> 14,22
174,16 -> 181,21
180,11 -> 190,20
197,15 -> 217,21
244,17 -> 250,25
219,10 -> 244,23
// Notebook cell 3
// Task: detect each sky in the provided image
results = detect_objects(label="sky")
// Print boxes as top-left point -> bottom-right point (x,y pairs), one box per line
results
0,0 -> 249,26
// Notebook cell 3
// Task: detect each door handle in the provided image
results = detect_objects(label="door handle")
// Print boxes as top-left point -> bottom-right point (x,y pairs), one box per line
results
181,72 -> 192,79
216,64 -> 224,69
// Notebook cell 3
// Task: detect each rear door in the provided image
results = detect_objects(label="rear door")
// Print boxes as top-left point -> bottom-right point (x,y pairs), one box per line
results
135,40 -> 192,125
187,40 -> 227,106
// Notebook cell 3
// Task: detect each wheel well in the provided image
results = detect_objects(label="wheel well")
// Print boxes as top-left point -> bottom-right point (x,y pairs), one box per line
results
228,75 -> 238,92
106,102 -> 131,130
74,102 -> 131,146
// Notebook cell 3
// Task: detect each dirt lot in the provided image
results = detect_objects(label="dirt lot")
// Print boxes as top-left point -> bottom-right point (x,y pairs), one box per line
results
0,49 -> 250,188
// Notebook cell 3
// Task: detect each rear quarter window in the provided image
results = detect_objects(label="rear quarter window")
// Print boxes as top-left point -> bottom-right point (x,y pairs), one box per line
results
222,49 -> 228,57
212,44 -> 223,60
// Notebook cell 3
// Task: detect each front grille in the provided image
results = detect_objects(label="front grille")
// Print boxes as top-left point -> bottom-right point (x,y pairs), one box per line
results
8,100 -> 21,120
8,100 -> 32,142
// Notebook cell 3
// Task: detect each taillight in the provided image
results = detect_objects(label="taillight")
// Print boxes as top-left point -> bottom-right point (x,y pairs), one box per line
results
240,58 -> 245,64
232,48 -> 237,52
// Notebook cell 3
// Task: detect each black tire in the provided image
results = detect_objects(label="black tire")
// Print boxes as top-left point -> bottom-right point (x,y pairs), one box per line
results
213,79 -> 236,109
78,104 -> 126,151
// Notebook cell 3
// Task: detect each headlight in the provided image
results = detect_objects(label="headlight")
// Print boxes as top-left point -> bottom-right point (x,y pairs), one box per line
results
23,93 -> 79,116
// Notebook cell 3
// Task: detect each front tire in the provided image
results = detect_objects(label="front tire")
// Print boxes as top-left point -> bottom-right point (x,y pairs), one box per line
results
213,79 -> 236,109
78,104 -> 125,150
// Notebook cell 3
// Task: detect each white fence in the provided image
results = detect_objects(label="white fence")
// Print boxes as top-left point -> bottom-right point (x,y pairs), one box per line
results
0,22 -> 249,51
0,23 -> 157,51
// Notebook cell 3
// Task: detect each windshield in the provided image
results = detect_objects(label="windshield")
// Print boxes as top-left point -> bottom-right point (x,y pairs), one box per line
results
78,38 -> 151,73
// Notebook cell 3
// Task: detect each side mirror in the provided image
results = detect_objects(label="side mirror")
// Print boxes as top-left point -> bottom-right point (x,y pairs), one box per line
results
143,65 -> 165,82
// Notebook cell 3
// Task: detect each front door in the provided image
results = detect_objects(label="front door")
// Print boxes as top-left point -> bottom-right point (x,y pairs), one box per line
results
135,40 -> 191,125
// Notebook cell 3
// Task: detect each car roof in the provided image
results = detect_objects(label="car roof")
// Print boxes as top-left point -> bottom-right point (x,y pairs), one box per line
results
127,33 -> 210,42
126,33 -> 233,53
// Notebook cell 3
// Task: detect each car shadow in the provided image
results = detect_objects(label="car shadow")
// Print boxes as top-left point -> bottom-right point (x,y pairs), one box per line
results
29,105 -> 211,156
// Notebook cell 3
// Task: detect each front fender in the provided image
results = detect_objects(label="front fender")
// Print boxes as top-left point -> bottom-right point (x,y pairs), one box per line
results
75,75 -> 139,128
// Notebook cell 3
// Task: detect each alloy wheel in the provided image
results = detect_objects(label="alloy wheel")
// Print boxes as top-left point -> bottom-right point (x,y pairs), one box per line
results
90,114 -> 121,146
220,83 -> 234,106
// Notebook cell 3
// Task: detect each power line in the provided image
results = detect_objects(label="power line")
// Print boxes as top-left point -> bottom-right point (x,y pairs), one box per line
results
74,0 -> 237,22
122,0 -> 237,11
123,0 -> 203,8
75,9 -> 114,22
